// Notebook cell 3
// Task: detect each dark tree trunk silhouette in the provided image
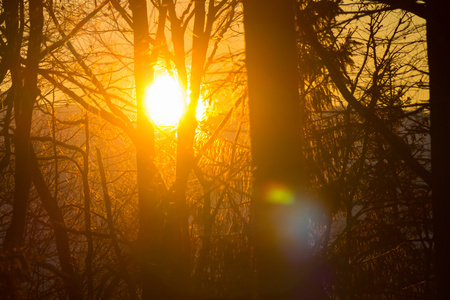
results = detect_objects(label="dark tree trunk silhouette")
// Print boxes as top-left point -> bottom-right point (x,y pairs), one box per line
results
243,0 -> 321,298
426,1 -> 450,299
128,0 -> 169,298
3,0 -> 27,250
166,0 -> 211,295
2,0 -> 43,297
4,0 -> 43,252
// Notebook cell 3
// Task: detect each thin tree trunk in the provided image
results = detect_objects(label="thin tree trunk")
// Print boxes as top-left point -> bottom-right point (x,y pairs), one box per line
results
0,94 -> 13,171
96,148 -> 137,300
29,149 -> 82,300
82,116 -> 94,299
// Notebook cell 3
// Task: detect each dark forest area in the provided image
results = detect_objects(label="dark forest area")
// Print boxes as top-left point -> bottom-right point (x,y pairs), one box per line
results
0,0 -> 448,299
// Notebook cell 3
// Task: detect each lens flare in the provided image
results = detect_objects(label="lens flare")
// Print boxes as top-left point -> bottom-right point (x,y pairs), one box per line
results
266,184 -> 295,205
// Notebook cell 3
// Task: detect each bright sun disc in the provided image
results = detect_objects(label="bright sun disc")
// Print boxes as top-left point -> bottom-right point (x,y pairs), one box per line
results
144,75 -> 186,127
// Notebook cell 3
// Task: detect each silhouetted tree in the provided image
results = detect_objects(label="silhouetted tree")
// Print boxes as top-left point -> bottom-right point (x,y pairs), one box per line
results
2,0 -> 45,297
243,0 -> 324,299
426,1 -> 450,298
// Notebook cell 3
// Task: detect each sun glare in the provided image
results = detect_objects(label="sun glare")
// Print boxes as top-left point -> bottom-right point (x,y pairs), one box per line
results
145,75 -> 208,127
144,75 -> 186,127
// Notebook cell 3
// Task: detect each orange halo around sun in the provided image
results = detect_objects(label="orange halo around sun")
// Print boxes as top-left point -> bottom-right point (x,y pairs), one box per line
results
144,74 -> 206,127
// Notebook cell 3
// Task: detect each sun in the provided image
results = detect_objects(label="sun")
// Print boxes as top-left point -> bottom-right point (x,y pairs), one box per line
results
144,75 -> 187,127
144,74 -> 207,127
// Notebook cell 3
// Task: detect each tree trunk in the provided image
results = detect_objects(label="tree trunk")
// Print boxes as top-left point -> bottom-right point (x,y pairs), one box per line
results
243,0 -> 320,298
3,1 -> 43,297
82,116 -> 94,299
426,1 -> 450,299
128,0 -> 169,298
166,0 -> 211,296
4,0 -> 43,252
96,148 -> 138,300
3,0 -> 25,251
29,149 -> 82,300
